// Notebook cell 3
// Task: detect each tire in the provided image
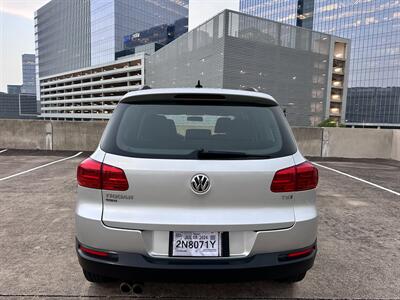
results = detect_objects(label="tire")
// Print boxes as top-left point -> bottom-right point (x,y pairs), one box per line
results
82,269 -> 112,283
276,272 -> 306,283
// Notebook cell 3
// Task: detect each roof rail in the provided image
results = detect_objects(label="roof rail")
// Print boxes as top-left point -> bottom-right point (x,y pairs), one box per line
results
241,87 -> 259,92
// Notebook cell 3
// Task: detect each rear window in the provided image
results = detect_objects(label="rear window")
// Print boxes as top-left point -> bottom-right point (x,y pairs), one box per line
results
101,101 -> 297,159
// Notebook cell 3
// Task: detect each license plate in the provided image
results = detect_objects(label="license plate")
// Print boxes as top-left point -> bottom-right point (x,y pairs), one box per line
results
170,231 -> 220,257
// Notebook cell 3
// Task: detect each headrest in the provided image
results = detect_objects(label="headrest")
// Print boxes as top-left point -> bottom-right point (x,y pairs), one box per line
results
185,129 -> 211,140
140,115 -> 177,139
214,117 -> 232,133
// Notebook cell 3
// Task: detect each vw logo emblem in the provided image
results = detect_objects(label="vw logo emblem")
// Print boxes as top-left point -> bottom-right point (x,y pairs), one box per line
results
190,174 -> 210,194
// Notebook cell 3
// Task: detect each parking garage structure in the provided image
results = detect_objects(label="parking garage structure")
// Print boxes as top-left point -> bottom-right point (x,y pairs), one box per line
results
39,54 -> 144,121
146,10 -> 350,127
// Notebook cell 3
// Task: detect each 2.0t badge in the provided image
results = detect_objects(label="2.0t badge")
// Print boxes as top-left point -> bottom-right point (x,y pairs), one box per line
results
190,174 -> 210,194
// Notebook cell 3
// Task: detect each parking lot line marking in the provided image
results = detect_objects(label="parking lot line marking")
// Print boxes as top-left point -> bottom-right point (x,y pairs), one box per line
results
313,162 -> 400,196
0,152 -> 83,182
0,149 -> 7,154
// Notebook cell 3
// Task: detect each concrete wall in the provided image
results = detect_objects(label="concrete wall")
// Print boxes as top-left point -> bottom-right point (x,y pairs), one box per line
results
0,119 -> 51,150
391,130 -> 400,161
52,121 -> 107,151
0,119 -> 399,161
292,127 -> 323,157
322,128 -> 394,159
0,120 -> 107,152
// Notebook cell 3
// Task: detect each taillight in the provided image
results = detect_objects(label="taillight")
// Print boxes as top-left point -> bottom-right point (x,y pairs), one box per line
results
271,161 -> 318,192
270,165 -> 296,192
102,163 -> 129,191
77,158 -> 102,189
77,158 -> 129,191
295,161 -> 319,191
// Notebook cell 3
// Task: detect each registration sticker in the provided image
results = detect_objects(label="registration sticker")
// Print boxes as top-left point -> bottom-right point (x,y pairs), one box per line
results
171,231 -> 221,257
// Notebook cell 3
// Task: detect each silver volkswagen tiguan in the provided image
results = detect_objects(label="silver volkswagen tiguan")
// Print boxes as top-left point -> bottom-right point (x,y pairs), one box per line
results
76,88 -> 318,283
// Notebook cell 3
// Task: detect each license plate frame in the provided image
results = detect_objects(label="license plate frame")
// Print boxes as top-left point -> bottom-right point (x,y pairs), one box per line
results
169,231 -> 227,257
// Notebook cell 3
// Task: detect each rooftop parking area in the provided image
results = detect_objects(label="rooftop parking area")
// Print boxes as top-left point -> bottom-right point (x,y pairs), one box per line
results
0,149 -> 399,299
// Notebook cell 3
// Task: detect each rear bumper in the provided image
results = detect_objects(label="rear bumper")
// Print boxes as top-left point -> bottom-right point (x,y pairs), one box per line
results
76,239 -> 316,282
76,187 -> 318,257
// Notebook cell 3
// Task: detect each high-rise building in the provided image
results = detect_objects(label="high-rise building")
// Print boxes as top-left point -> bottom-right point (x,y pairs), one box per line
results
239,0 -> 400,127
35,0 -> 91,78
0,93 -> 38,119
3,55 -> 38,118
146,10 -> 349,127
118,16 -> 188,58
90,0 -> 188,65
35,0 -> 188,76
7,85 -> 21,95
35,0 -> 189,119
240,0 -> 314,29
21,54 -> 36,94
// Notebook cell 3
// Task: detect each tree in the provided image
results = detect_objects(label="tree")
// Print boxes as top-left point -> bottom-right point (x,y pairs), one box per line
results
318,118 -> 345,127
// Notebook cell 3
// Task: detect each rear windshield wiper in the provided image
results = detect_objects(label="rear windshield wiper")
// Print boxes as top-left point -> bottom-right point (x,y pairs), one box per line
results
189,149 -> 272,159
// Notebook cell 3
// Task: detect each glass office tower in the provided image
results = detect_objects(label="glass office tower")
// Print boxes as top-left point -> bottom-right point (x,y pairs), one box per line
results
91,0 -> 188,65
21,54 -> 36,94
90,0 -> 115,65
240,0 -> 400,126
36,0 -> 188,74
123,17 -> 188,51
313,0 -> 400,126
240,0 -> 314,29
35,0 -> 91,77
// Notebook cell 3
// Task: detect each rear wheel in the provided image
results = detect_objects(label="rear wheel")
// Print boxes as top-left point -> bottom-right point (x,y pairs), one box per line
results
82,269 -> 112,283
277,272 -> 306,283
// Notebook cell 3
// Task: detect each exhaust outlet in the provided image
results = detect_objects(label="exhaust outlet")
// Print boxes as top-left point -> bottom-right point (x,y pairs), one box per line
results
132,282 -> 144,294
119,282 -> 132,294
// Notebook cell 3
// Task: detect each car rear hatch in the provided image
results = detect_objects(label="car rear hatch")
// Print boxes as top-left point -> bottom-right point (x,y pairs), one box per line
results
101,154 -> 295,231
99,91 -> 298,231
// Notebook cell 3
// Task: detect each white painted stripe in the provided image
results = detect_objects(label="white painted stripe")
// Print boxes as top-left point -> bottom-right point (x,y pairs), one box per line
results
0,152 -> 83,182
313,162 -> 400,197
0,149 -> 7,154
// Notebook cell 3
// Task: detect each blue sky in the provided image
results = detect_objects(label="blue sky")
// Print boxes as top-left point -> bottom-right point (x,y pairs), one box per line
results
0,0 -> 49,93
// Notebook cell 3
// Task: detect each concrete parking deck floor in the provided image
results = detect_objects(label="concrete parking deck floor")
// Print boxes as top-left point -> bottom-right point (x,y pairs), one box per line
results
0,150 -> 399,299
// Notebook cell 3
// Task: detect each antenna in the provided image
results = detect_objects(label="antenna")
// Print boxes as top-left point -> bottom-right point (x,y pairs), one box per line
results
195,80 -> 203,88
